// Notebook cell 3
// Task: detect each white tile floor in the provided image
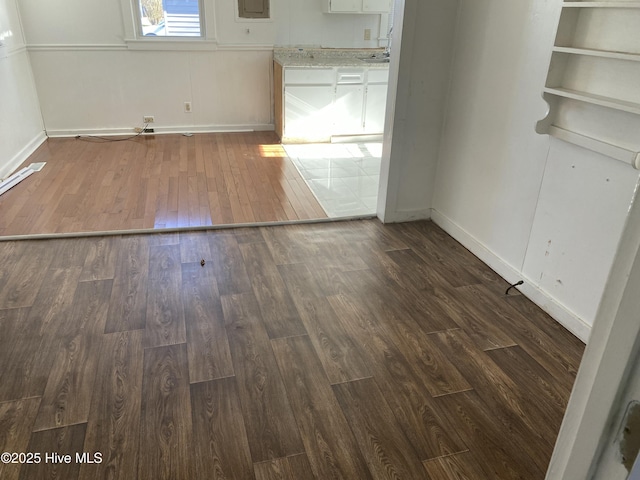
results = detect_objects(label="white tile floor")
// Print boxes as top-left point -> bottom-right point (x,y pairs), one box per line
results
283,143 -> 382,218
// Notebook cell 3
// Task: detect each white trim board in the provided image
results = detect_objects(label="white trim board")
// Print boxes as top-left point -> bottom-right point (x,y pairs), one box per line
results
0,132 -> 47,181
431,209 -> 591,343
0,162 -> 46,197
46,124 -> 275,138
378,208 -> 432,223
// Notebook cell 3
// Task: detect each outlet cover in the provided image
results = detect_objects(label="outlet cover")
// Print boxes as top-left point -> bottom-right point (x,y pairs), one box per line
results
364,29 -> 371,41
143,116 -> 154,124
184,102 -> 192,113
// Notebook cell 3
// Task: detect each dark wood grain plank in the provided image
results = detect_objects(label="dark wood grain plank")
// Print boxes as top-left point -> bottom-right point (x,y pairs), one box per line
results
139,343 -> 192,480
182,262 -> 234,383
504,294 -> 585,367
0,266 -> 83,403
327,293 -> 468,461
190,377 -> 254,480
19,423 -> 87,480
343,248 -> 460,334
33,280 -> 113,431
221,293 -> 304,463
332,377 -> 428,479
208,233 -> 253,296
0,241 -> 55,308
0,398 -> 41,480
254,454 -> 315,480
340,269 -> 471,396
277,263 -> 371,384
457,284 -> 580,380
431,286 -> 517,350
487,345 -> 570,424
407,221 -> 512,296
179,231 -> 212,264
424,451 -> 495,480
239,242 -> 307,339
434,391 -> 545,480
78,237 -> 118,282
105,235 -> 149,333
430,329 -> 557,469
79,330 -> 143,480
144,244 -> 186,348
272,335 -> 373,479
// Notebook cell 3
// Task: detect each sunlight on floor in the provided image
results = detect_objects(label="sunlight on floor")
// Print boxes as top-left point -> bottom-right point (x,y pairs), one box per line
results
284,143 -> 382,218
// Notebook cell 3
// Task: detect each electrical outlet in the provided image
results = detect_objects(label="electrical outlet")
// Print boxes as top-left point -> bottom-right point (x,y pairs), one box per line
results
364,29 -> 371,41
184,102 -> 192,113
143,116 -> 154,124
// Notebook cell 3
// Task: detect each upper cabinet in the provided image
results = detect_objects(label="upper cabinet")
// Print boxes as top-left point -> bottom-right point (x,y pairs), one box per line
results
323,0 -> 392,14
537,1 -> 640,169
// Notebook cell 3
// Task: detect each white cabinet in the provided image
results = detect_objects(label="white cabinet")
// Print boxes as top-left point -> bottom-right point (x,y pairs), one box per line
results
363,0 -> 390,13
323,0 -> 391,14
276,64 -> 389,143
285,86 -> 335,141
334,70 -> 366,135
364,84 -> 387,134
334,84 -> 365,134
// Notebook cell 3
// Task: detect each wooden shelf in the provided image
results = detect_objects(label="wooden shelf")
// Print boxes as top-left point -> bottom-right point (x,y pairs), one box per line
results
563,2 -> 640,8
553,46 -> 640,62
539,0 -> 640,166
548,126 -> 640,169
544,87 -> 640,115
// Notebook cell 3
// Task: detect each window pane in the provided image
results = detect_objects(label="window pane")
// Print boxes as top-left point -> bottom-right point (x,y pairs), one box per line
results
139,0 -> 201,37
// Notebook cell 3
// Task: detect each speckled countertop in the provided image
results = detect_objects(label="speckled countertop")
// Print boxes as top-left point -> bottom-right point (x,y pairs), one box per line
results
274,47 -> 390,68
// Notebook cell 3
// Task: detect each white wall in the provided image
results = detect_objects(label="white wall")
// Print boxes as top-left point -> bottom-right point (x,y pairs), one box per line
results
430,0 -> 640,340
18,0 -> 385,135
378,0 -> 459,222
217,0 -> 383,47
0,0 -> 45,179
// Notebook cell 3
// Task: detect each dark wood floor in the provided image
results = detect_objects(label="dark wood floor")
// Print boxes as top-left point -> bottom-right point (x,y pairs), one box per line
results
0,132 -> 326,237
0,219 -> 584,480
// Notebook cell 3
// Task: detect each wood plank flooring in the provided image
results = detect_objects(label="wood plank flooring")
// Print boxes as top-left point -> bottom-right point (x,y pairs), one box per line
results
0,219 -> 585,479
0,132 -> 327,237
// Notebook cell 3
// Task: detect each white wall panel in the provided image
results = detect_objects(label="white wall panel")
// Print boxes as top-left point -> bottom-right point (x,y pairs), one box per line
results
0,0 -> 44,179
431,0 -> 640,333
522,139 -> 639,325
29,49 -> 273,134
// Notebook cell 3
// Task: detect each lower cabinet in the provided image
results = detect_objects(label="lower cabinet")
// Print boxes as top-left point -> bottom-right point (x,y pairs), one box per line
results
276,63 -> 388,143
364,83 -> 388,134
284,85 -> 335,142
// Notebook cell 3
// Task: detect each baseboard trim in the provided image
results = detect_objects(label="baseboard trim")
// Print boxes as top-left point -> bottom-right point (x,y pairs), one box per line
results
46,124 -> 275,138
431,208 -> 591,343
0,131 -> 47,181
380,208 -> 432,223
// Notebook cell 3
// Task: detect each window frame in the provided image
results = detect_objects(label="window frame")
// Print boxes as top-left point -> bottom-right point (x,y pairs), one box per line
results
120,0 -> 218,48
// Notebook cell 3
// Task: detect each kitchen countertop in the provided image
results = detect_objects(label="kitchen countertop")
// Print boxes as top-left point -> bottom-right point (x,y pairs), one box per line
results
274,48 -> 390,69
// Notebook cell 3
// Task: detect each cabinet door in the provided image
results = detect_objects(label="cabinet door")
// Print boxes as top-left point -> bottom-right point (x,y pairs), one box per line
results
363,0 -> 390,13
284,86 -> 334,142
334,84 -> 364,135
364,83 -> 388,134
328,0 -> 361,12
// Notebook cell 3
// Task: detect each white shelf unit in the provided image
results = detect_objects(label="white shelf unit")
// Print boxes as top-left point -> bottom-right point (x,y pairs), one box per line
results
537,1 -> 640,168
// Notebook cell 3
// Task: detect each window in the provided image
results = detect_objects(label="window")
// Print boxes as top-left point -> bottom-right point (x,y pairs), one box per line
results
138,0 -> 203,37
238,0 -> 270,19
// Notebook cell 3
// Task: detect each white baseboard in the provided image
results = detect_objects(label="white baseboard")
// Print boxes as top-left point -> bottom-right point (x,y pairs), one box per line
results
0,131 -> 47,181
46,124 -> 275,138
431,208 -> 591,343
380,208 -> 432,223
